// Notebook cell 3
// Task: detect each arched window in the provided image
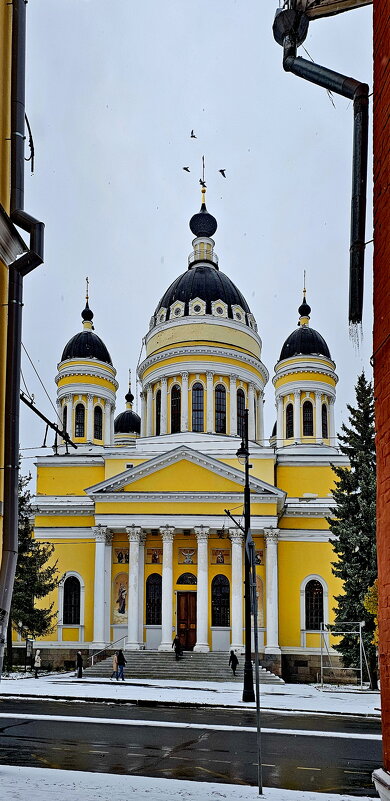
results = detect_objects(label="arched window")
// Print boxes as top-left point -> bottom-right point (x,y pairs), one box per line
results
63,405 -> 67,434
192,382 -> 204,432
305,579 -> 324,630
155,389 -> 161,436
211,574 -> 230,626
322,403 -> 328,439
94,406 -> 103,440
75,404 -> 85,438
146,574 -> 162,625
63,576 -> 81,624
215,384 -> 226,434
177,573 -> 197,585
237,389 -> 245,438
302,400 -> 313,436
286,403 -> 294,439
171,385 -> 181,433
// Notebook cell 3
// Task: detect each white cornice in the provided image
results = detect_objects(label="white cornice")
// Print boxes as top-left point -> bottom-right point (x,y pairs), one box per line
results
94,514 -> 278,530
274,380 -> 337,399
276,447 -> 348,466
138,345 -> 269,385
87,491 -> 280,504
34,527 -> 94,539
33,496 -> 94,515
284,498 -> 335,518
278,528 -> 335,542
274,354 -> 336,373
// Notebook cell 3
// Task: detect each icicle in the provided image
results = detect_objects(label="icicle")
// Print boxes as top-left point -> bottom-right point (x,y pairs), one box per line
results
349,321 -> 363,352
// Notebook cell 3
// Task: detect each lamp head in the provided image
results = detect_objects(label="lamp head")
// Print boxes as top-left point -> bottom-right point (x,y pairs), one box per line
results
236,441 -> 248,465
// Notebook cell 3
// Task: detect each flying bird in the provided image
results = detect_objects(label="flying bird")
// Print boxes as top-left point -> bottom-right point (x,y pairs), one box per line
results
199,178 -> 206,188
219,169 -> 226,178
191,130 -> 197,138
182,167 -> 190,172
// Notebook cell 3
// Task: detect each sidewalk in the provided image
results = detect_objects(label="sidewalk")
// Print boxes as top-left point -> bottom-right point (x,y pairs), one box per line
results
0,672 -> 381,717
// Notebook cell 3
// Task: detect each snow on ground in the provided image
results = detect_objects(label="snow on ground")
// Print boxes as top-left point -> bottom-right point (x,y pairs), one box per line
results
0,766 -> 377,801
0,673 -> 381,716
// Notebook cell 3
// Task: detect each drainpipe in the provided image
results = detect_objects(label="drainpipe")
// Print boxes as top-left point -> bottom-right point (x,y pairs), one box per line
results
273,9 -> 369,324
0,0 -> 44,677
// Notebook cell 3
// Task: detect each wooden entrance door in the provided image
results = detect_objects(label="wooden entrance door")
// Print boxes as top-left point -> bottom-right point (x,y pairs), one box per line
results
177,591 -> 197,650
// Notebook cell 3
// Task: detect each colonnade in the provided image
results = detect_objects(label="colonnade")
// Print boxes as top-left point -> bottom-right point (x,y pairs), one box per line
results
92,525 -> 281,653
59,394 -> 115,445
276,391 -> 335,445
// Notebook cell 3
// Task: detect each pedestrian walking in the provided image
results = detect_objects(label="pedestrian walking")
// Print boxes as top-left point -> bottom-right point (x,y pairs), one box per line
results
76,650 -> 83,678
33,649 -> 41,679
172,635 -> 182,661
229,649 -> 239,677
111,651 -> 118,680
117,649 -> 126,680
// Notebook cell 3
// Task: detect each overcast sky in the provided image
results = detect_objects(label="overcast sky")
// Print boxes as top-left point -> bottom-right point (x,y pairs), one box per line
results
19,0 -> 373,474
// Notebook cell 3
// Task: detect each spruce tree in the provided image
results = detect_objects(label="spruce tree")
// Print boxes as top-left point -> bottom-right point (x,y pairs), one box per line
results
329,372 -> 377,687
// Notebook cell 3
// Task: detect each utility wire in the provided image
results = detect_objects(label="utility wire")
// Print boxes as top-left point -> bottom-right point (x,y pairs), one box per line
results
22,342 -> 61,423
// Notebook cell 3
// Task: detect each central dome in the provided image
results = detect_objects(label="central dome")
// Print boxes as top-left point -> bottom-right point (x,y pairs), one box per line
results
155,263 -> 251,320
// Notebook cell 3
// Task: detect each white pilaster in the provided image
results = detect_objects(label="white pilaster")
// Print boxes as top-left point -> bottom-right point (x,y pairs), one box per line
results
141,392 -> 147,437
126,525 -> 142,649
161,377 -> 168,435
294,390 -> 300,443
194,526 -> 210,652
104,401 -> 111,445
138,532 -> 146,647
158,526 -> 175,650
257,390 -> 264,445
110,405 -> 115,445
104,531 -> 113,643
329,396 -> 336,445
315,391 -> 322,443
86,394 -> 93,442
229,375 -> 237,436
248,383 -> 256,440
276,396 -> 283,447
264,528 -> 280,654
93,526 -> 107,646
206,371 -> 213,433
146,384 -> 153,437
181,372 -> 189,432
230,528 -> 244,652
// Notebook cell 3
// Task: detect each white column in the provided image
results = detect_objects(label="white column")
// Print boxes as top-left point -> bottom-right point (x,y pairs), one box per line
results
141,392 -> 147,437
206,371 -> 213,433
93,526 -> 107,646
294,390 -> 301,443
161,377 -> 168,434
158,526 -> 175,650
315,391 -> 322,443
230,529 -> 244,652
104,401 -> 111,445
138,532 -> 146,647
86,394 -> 93,442
104,531 -> 113,643
276,396 -> 283,447
229,374 -> 237,436
264,528 -> 280,653
126,526 -> 142,649
257,390 -> 264,445
329,396 -> 336,445
248,383 -> 255,440
194,526 -> 210,652
110,405 -> 115,444
181,372 -> 189,432
146,384 -> 153,437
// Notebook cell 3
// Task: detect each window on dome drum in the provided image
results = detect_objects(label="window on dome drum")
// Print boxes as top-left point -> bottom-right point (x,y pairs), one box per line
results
286,403 -> 294,439
237,389 -> 245,438
192,382 -> 204,432
215,384 -> 226,434
171,385 -> 181,433
322,403 -> 328,439
156,389 -> 161,436
211,574 -> 230,626
146,574 -> 162,625
75,404 -> 85,438
302,400 -> 314,436
94,406 -> 103,440
62,405 -> 67,434
63,576 -> 81,625
305,579 -> 324,630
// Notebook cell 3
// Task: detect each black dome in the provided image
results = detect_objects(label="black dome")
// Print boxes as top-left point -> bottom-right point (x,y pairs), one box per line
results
190,203 -> 217,238
155,264 -> 251,320
61,331 -> 112,365
279,326 -> 331,361
114,409 -> 141,435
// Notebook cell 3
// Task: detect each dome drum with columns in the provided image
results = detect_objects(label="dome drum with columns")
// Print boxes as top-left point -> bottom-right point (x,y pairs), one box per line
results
31,191 -> 348,683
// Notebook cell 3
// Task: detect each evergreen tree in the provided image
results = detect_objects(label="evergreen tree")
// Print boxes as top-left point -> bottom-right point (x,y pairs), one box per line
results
6,473 -> 59,668
329,372 -> 377,686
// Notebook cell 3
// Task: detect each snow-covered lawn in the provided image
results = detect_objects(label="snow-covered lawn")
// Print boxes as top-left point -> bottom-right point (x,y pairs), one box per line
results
0,673 -> 381,717
0,766 -> 377,801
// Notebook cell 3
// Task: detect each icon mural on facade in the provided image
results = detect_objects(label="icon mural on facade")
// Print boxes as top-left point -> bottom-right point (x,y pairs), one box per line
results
113,548 -> 129,564
146,548 -> 163,564
211,548 -> 231,565
112,572 -> 128,623
255,549 -> 264,565
178,548 -> 197,565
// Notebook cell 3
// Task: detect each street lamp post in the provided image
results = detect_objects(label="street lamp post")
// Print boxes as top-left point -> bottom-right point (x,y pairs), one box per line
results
236,408 -> 255,703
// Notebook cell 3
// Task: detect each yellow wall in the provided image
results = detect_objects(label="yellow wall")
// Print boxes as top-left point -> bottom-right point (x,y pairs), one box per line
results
275,372 -> 336,389
37,466 -> 104,495
146,324 -> 261,360
276,465 -> 336,497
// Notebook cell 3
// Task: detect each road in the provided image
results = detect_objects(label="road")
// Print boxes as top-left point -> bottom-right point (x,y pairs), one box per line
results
0,698 -> 381,795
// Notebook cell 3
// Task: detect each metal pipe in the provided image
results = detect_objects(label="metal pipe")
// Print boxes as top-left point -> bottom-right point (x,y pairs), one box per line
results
242,409 -> 255,703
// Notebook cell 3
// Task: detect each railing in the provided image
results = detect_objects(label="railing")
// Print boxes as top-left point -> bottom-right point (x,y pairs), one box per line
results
88,635 -> 127,666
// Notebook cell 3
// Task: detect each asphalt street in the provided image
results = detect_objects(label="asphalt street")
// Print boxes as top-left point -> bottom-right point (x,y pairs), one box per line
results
0,699 -> 381,795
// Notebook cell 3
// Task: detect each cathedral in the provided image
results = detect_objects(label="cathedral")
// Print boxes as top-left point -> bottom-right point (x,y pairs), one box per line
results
32,188 -> 347,679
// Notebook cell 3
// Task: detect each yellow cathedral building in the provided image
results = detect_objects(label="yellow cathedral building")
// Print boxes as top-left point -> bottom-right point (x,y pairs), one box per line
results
32,189 -> 347,680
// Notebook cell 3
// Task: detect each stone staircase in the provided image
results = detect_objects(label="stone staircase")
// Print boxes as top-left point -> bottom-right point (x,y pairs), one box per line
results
85,650 -> 284,684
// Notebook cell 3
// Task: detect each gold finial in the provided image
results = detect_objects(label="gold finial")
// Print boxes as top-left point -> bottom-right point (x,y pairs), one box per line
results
86,276 -> 89,303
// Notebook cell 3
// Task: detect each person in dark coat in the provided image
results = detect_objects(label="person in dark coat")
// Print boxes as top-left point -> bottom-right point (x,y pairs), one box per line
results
76,651 -> 83,678
117,649 -> 127,680
229,649 -> 239,677
172,635 -> 182,661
